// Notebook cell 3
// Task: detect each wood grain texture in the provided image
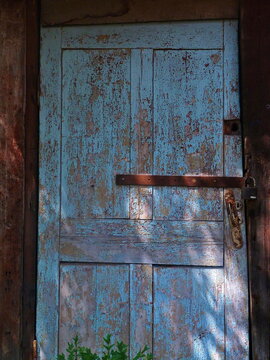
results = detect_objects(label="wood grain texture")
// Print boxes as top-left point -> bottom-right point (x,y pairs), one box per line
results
153,267 -> 225,360
224,21 -> 242,179
223,20 -> 249,359
37,28 -> 61,360
153,49 -> 223,221
62,22 -> 223,49
224,20 -> 240,120
241,1 -> 270,358
224,190 -> 249,359
61,49 -> 130,219
130,265 -> 153,357
0,1 -> 25,359
130,49 -> 153,220
22,0 -> 39,358
41,0 -> 239,26
59,264 -> 130,354
60,264 -> 154,356
60,219 -> 224,266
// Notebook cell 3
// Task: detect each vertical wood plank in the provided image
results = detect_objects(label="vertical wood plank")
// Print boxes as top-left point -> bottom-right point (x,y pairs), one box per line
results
22,0 -> 39,358
153,49 -> 223,221
95,265 -> 130,348
59,264 -> 97,353
37,28 -> 61,360
241,2 -> 270,358
224,20 -> 249,359
224,194 -> 249,359
130,265 -> 153,357
130,49 -> 153,220
61,49 -> 131,220
224,20 -> 240,120
0,2 -> 25,358
154,267 -> 224,360
224,136 -> 242,177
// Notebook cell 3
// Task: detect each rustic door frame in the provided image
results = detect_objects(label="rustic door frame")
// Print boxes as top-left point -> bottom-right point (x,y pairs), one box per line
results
0,0 -> 269,359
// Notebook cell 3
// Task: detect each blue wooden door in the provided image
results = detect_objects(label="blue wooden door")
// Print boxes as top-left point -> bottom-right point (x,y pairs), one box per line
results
37,21 -> 249,359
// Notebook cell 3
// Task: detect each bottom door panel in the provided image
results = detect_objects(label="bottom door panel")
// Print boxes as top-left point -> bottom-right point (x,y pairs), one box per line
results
59,263 -> 224,360
154,267 -> 224,360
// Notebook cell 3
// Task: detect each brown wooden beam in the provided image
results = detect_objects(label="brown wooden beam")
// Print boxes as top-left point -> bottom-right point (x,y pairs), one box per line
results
22,0 -> 39,359
240,1 -> 270,359
41,0 -> 240,26
0,1 -> 25,358
0,1 -> 39,359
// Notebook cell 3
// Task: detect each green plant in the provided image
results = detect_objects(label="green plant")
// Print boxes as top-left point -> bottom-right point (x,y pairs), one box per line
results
57,334 -> 153,360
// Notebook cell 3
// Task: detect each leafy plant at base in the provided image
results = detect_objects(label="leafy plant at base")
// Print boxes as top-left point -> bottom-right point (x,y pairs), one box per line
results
57,334 -> 153,360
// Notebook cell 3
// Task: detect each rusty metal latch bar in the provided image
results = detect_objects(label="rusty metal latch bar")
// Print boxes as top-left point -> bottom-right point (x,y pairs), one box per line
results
225,189 -> 243,249
116,175 -> 245,188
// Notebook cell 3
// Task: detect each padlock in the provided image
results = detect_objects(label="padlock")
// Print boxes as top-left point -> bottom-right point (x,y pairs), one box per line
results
241,177 -> 257,200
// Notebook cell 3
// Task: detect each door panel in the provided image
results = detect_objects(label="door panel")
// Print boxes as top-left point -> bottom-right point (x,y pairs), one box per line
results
154,267 -> 224,359
153,49 -> 223,221
62,49 -> 131,219
38,21 -> 249,360
59,264 -> 130,353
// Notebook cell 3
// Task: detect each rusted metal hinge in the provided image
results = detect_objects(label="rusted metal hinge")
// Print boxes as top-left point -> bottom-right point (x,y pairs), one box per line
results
33,339 -> 37,359
116,174 -> 245,188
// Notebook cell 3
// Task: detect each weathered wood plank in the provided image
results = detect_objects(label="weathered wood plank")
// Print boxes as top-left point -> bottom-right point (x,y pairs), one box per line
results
153,49 -> 223,221
22,0 -> 39,358
224,20 -> 249,360
59,264 -> 130,354
59,264 -> 98,353
130,265 -> 153,357
0,1 -> 25,358
60,219 -> 223,266
130,49 -> 153,220
241,1 -> 270,358
61,49 -> 130,219
62,22 -> 223,49
223,20 -> 242,181
153,267 -> 225,360
37,28 -> 62,360
224,191 -> 249,359
95,265 -> 130,346
224,136 -> 242,177
41,0 -> 239,26
224,20 -> 240,120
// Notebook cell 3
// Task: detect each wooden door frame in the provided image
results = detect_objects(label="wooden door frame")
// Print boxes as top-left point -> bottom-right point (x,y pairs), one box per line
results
0,1 -> 39,359
0,0 -> 269,359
